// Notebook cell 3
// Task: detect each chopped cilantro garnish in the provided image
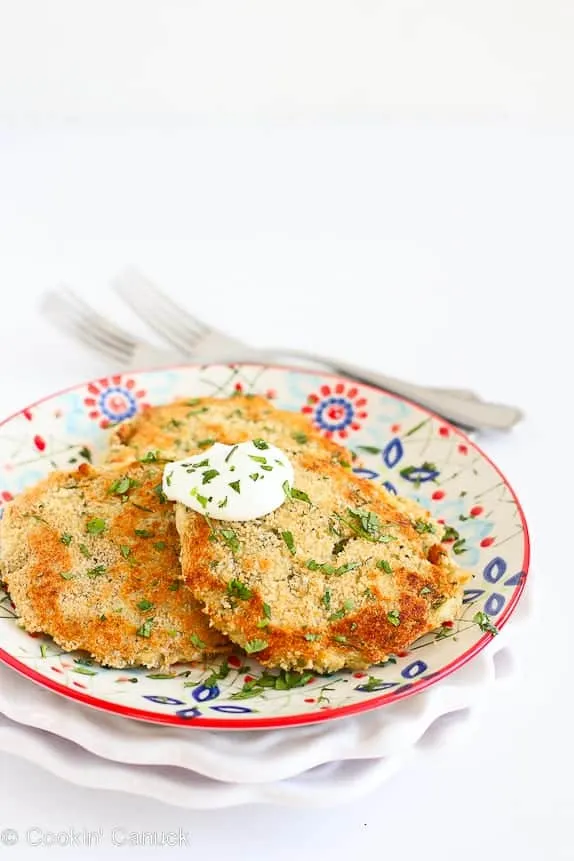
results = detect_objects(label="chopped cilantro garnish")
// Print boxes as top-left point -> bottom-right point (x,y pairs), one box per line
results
419,585 -> 433,596
261,465 -> 273,472
86,565 -> 107,577
137,599 -> 154,611
473,611 -> 499,635
442,525 -> 460,542
86,517 -> 106,535
333,635 -> 347,644
220,528 -> 240,553
377,560 -> 393,574
252,439 -> 269,450
413,519 -> 435,534
306,559 -> 359,576
355,445 -> 382,455
108,476 -> 137,496
347,507 -> 381,538
248,454 -> 267,464
334,561 -> 361,575
263,602 -> 272,619
453,538 -> 467,555
79,544 -> 91,558
322,589 -> 332,609
60,571 -> 75,580
197,438 -> 215,449
136,618 -> 154,638
135,529 -> 154,538
153,483 -> 168,504
387,610 -> 401,627
190,487 -> 210,508
60,533 -> 73,546
244,639 -> 268,654
291,431 -> 308,444
305,633 -> 320,641
168,580 -> 180,591
153,541 -> 166,551
229,480 -> 241,494
339,508 -> 394,544
218,496 -> 228,508
225,445 -> 238,463
227,579 -> 252,600
202,468 -> 219,484
78,446 -> 92,462
281,530 -> 296,554
165,471 -> 173,487
273,670 -> 313,690
250,473 -> 260,481
120,545 -> 132,559
290,488 -> 312,505
217,659 -> 230,680
147,672 -> 177,679
329,608 -> 346,621
230,680 -> 263,700
190,633 -> 207,649
139,450 -> 160,463
359,675 -> 386,691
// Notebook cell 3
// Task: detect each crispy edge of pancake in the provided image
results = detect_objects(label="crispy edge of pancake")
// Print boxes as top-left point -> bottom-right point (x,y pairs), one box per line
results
0,461 -> 229,669
104,395 -> 353,469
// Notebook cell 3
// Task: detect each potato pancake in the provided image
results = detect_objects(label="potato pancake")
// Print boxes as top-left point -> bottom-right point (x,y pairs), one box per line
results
175,448 -> 469,673
0,461 -> 228,669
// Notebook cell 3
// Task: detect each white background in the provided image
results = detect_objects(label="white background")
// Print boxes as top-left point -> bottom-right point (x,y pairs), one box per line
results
1,0 -> 574,123
0,2 -> 572,859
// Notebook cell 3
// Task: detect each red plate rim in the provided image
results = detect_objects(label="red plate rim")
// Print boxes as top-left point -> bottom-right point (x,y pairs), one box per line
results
0,362 -> 530,731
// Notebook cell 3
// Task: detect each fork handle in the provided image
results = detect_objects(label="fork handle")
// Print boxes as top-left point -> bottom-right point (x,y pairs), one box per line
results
129,344 -> 522,431
262,349 -> 523,431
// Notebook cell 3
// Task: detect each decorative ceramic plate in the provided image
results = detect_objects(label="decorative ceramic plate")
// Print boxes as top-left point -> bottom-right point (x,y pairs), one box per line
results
0,364 -> 529,730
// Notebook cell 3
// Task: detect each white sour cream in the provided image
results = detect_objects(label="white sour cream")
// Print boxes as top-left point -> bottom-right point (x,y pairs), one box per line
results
162,440 -> 294,521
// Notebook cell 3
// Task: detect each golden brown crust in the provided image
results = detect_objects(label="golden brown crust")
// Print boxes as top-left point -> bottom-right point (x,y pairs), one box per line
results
105,395 -> 351,469
175,449 -> 470,673
0,461 -> 228,668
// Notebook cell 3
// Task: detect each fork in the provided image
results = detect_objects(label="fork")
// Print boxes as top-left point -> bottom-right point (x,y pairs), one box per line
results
41,284 -> 479,398
40,281 -> 521,431
111,269 -> 523,432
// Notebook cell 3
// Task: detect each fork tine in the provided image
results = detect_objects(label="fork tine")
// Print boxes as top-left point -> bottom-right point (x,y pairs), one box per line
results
112,269 -> 207,354
53,287 -> 138,353
42,299 -> 128,364
114,269 -> 210,337
40,289 -> 135,364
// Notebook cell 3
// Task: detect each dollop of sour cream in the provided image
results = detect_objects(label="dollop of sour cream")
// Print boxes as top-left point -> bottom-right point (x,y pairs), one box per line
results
162,440 -> 294,521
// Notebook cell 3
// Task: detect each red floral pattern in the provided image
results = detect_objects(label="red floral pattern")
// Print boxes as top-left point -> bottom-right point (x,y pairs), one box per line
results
302,383 -> 368,439
84,375 -> 148,429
